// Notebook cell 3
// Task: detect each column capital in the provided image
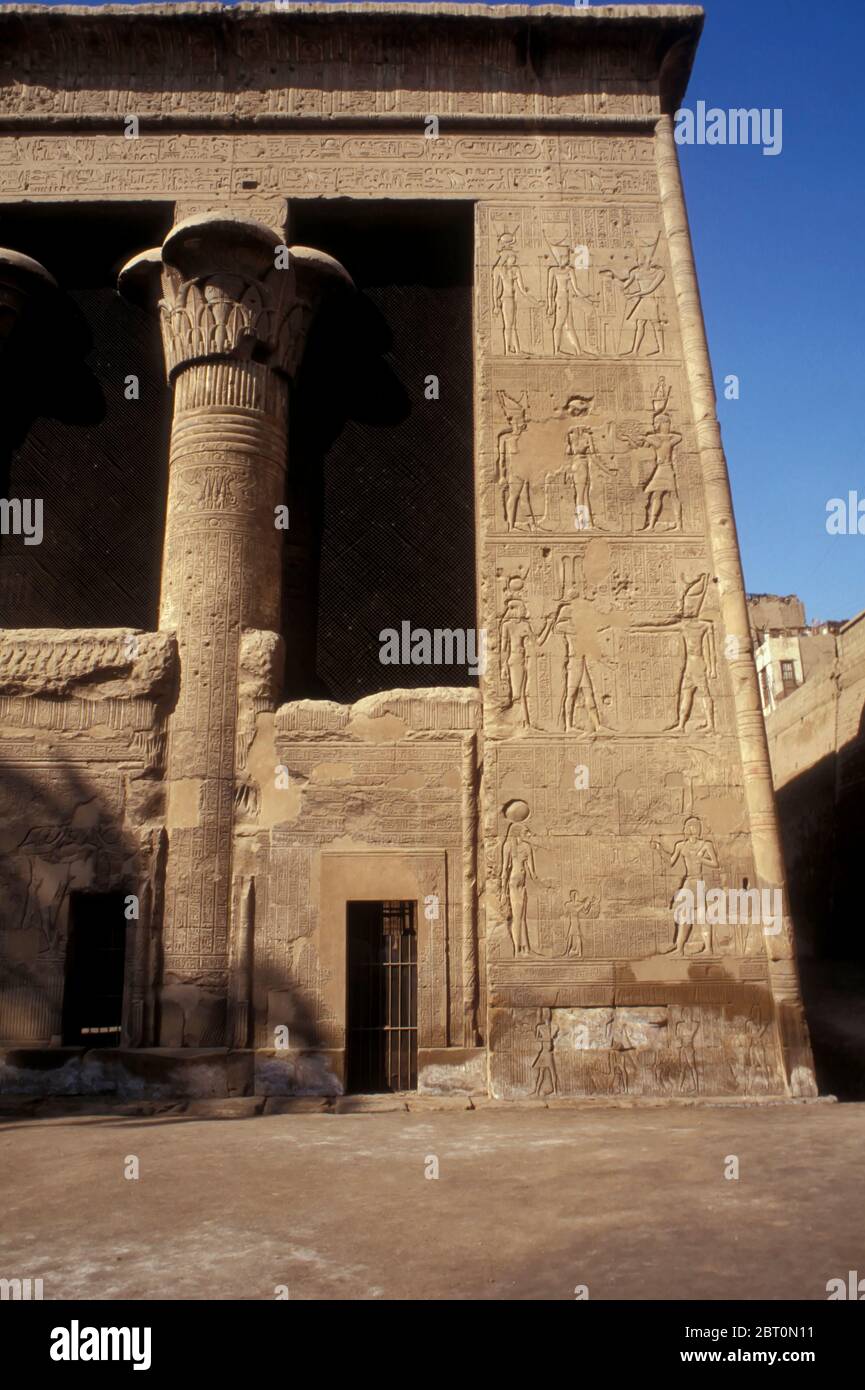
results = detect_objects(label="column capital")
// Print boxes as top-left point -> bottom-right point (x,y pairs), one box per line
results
118,212 -> 351,382
0,248 -> 57,348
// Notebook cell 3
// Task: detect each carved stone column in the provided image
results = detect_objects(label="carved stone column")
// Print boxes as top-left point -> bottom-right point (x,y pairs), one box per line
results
0,248 -> 56,346
120,214 -> 350,1045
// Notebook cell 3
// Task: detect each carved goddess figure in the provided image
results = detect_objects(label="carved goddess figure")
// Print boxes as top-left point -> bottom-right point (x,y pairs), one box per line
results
561,393 -> 617,530
492,235 -> 537,355
545,243 -> 597,357
499,578 -> 537,727
500,799 -> 538,956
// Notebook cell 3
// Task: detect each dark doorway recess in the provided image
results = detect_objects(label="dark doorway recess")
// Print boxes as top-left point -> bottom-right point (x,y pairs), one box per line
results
346,900 -> 418,1093
61,890 -> 128,1047
286,199 -> 476,702
0,202 -> 174,629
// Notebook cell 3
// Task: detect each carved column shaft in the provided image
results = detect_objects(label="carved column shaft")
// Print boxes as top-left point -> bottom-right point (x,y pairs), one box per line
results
120,216 -> 350,1043
159,357 -> 287,1006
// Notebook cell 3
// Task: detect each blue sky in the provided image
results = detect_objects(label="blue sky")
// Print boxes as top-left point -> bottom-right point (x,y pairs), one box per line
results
39,0 -> 865,620
673,0 -> 865,624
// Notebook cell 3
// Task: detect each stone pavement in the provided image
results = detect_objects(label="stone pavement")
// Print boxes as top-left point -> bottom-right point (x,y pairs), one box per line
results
1,1099 -> 862,1301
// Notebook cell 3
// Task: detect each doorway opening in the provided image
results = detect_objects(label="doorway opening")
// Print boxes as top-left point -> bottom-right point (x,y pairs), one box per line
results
346,900 -> 418,1093
61,891 -> 128,1047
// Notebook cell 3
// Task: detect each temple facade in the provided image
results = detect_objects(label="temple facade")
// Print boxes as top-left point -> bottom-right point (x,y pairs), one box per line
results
0,4 -> 816,1101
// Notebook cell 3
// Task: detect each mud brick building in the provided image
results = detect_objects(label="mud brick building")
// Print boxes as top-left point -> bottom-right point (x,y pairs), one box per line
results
0,4 -> 816,1101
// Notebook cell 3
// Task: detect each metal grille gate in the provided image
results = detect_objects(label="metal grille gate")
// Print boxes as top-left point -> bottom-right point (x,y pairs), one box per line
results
346,900 -> 418,1092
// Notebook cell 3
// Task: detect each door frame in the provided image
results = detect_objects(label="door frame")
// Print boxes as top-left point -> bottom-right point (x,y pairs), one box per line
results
320,849 -> 449,1073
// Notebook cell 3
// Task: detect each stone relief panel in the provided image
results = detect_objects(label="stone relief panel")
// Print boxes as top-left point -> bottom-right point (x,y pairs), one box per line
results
485,365 -> 702,538
489,997 -> 786,1100
479,203 -> 680,363
483,542 -> 731,741
0,132 -> 658,203
473,179 -> 800,1098
485,739 -> 756,970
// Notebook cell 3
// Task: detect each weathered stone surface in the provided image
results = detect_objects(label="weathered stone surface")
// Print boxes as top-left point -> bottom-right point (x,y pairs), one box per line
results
262,1096 -> 333,1114
418,1049 -> 487,1096
255,1049 -> 343,1097
333,1095 -> 409,1114
0,1048 -> 86,1096
0,3 -> 816,1104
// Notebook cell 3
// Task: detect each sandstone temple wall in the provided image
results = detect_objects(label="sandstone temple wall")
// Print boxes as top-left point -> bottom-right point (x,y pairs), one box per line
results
0,4 -> 817,1100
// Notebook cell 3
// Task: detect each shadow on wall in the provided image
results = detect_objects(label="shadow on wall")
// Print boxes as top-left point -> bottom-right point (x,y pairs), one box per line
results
775,698 -> 865,1099
0,761 -> 141,1044
0,202 -> 173,631
0,757 -> 332,1070
283,284 -> 410,700
286,198 -> 477,704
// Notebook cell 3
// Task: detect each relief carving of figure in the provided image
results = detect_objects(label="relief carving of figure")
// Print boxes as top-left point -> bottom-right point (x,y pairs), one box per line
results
636,573 -> 717,732
500,799 -> 539,956
635,413 -> 684,532
531,1007 -> 559,1096
545,242 -> 597,357
558,393 -> 617,531
563,890 -> 599,957
675,1010 -> 700,1092
499,578 -> 538,728
496,390 -> 535,530
745,1007 -> 771,1089
537,591 -> 609,734
492,233 -> 538,355
652,816 -> 719,955
601,239 -> 667,357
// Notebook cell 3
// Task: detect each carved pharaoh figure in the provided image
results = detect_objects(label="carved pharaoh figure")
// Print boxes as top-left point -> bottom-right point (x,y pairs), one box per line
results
636,572 -> 717,733
531,1007 -> 559,1096
652,816 -> 720,955
638,413 -> 684,532
675,1011 -> 700,1093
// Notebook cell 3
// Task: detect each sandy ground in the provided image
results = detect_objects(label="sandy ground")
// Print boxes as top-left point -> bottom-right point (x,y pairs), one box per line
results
1,1099 -> 863,1301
